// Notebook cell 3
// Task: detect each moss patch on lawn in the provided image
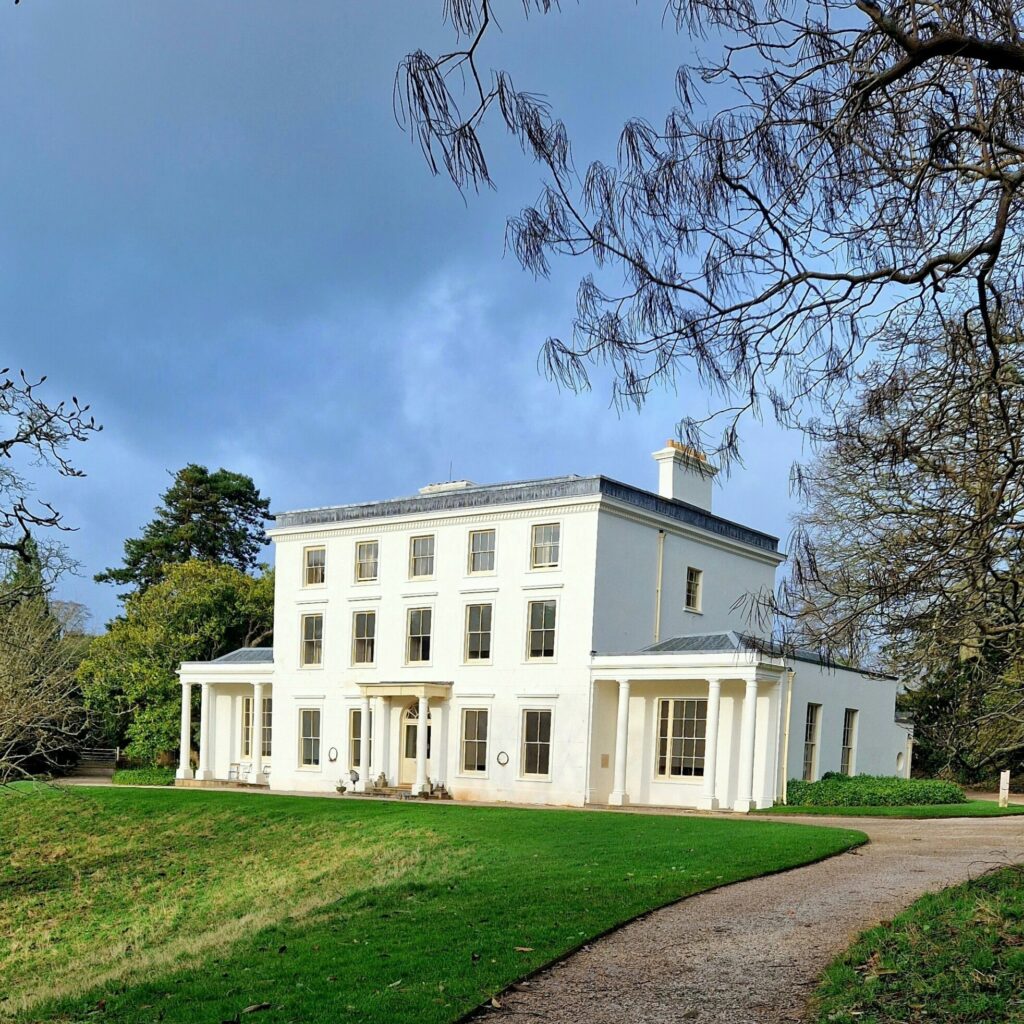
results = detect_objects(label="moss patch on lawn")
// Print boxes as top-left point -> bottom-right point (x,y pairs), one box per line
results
1,786 -> 863,1024
812,865 -> 1024,1023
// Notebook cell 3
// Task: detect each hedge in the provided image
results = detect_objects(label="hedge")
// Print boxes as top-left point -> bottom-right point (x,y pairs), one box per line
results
786,773 -> 966,807
111,767 -> 177,787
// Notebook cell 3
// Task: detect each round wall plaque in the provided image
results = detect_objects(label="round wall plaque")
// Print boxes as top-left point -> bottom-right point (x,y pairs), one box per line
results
328,746 -> 339,763
496,750 -> 510,766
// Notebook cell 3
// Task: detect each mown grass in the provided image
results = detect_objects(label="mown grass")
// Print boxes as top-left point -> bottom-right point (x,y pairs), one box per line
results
1,785 -> 863,1024
812,865 -> 1024,1023
763,799 -> 1024,818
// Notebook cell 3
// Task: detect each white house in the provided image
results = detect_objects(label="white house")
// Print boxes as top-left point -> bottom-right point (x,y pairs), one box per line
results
176,441 -> 913,811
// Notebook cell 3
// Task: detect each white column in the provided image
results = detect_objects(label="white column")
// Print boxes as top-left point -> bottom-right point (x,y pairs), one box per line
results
354,695 -> 371,792
196,682 -> 214,780
414,694 -> 429,795
733,677 -> 759,812
176,681 -> 193,780
372,696 -> 386,778
697,678 -> 722,810
251,682 -> 264,784
608,679 -> 631,806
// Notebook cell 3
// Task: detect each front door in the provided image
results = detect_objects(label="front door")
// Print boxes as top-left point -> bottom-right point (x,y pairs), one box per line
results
399,702 -> 431,785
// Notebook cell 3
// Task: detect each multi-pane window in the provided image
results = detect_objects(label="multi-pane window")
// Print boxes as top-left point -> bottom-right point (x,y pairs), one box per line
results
465,603 -> 493,661
840,708 -> 858,776
354,540 -> 379,582
304,546 -> 326,586
409,535 -> 435,578
299,708 -> 321,767
531,523 -> 561,568
300,613 -> 323,666
261,697 -> 273,758
526,600 -> 557,659
521,709 -> 552,776
461,708 -> 489,773
802,703 -> 821,781
656,699 -> 708,777
468,529 -> 496,573
349,708 -> 373,769
407,607 -> 432,663
685,567 -> 703,611
352,610 -> 376,665
241,696 -> 253,758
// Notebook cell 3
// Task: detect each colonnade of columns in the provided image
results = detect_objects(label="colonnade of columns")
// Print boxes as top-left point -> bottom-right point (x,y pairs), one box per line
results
605,675 -> 763,812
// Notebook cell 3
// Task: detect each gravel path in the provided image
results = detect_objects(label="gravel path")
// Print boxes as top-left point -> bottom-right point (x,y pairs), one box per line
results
473,813 -> 1024,1024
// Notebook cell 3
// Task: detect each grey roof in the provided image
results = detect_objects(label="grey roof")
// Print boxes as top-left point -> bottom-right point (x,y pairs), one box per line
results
273,475 -> 779,553
211,647 -> 274,665
607,631 -> 895,679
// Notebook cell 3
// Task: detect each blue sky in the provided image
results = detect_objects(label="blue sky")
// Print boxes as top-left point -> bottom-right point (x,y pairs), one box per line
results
3,1 -> 804,626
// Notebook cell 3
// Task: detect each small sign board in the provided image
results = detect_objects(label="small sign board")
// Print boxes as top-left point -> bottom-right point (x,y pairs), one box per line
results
999,770 -> 1010,809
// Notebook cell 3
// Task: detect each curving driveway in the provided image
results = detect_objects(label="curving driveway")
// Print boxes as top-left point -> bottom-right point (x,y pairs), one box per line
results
473,814 -> 1024,1024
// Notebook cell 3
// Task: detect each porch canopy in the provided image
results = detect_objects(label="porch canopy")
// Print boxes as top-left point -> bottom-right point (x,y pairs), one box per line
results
591,632 -> 787,812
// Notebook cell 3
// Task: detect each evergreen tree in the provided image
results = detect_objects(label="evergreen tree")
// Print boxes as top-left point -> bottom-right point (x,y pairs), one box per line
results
96,465 -> 271,596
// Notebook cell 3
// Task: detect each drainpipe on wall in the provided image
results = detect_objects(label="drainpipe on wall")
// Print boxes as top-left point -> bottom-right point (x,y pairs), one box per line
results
779,666 -> 795,804
653,529 -> 665,643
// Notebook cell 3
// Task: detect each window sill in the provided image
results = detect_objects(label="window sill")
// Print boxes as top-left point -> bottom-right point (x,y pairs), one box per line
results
517,775 -> 553,784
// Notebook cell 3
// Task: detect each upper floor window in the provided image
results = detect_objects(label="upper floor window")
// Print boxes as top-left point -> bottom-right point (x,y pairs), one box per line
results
409,535 -> 435,578
465,603 -> 493,662
526,600 -> 557,660
655,698 -> 707,778
468,529 -> 496,573
352,610 -> 376,665
303,546 -> 326,586
685,567 -> 703,611
531,523 -> 561,569
802,702 -> 821,781
300,613 -> 323,667
406,607 -> 432,663
521,709 -> 552,777
355,540 -> 379,582
840,708 -> 859,776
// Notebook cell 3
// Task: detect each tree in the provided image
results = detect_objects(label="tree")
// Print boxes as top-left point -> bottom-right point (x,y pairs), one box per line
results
79,561 -> 274,763
95,465 -> 271,596
398,2 -> 1024,460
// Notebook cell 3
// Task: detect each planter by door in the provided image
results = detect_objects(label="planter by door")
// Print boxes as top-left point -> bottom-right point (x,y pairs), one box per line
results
400,702 -> 431,785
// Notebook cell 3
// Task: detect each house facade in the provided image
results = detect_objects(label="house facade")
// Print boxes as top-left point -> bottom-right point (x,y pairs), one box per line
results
176,441 -> 913,810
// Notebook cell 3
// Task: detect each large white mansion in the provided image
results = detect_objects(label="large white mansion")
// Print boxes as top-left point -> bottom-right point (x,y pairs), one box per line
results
176,441 -> 913,810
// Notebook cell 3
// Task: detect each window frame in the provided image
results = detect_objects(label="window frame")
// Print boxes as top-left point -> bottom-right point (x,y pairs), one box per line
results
303,545 -> 326,588
351,609 -> 377,666
459,707 -> 490,776
840,708 -> 859,776
261,696 -> 273,759
802,702 -> 822,782
464,602 -> 494,664
405,606 -> 433,665
299,612 -> 324,668
654,697 -> 709,781
519,707 -> 554,780
297,706 -> 322,770
685,566 -> 703,612
525,598 -> 558,662
353,539 -> 379,583
467,528 -> 497,575
348,707 -> 373,770
529,522 -> 561,570
241,696 -> 253,759
408,534 -> 436,580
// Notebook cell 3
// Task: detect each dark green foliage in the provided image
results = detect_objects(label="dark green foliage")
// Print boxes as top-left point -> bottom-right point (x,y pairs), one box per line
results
110,767 -> 175,786
95,464 -> 271,596
813,866 -> 1024,1023
786,774 -> 966,807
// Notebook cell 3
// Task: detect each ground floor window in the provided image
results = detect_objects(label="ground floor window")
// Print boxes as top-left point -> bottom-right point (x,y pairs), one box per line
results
299,708 -> 321,767
241,696 -> 253,758
349,708 -> 373,769
840,708 -> 858,775
655,698 -> 708,778
802,702 -> 821,781
261,697 -> 273,758
461,708 -> 489,773
521,709 -> 552,777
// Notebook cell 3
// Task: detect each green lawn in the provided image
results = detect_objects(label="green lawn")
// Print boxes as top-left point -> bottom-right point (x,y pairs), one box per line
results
1,785 -> 863,1024
812,865 -> 1024,1023
762,800 -> 1024,819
